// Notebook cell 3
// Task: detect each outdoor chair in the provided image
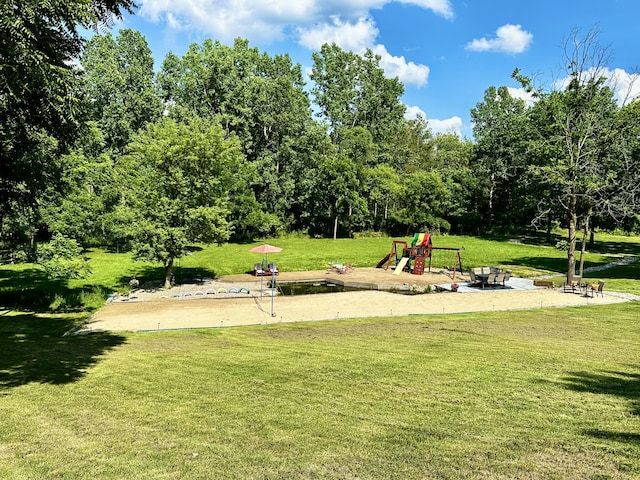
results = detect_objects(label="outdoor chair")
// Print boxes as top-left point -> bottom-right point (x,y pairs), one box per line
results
468,270 -> 481,287
254,263 -> 268,276
494,272 -> 506,287
266,263 -> 279,275
589,280 -> 605,297
486,272 -> 498,286
563,278 -> 581,294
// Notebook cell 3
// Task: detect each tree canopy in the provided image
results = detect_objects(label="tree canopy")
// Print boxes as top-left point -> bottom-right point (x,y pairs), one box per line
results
3,19 -> 640,283
114,116 -> 249,287
0,0 -> 134,236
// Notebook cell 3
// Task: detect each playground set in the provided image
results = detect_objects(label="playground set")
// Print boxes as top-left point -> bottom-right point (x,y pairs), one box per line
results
376,233 -> 462,280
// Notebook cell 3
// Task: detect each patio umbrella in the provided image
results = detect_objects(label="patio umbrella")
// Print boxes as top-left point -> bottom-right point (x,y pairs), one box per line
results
249,244 -> 282,310
249,243 -> 282,262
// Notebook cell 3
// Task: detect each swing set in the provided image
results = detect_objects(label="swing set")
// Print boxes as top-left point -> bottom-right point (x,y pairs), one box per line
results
376,233 -> 463,281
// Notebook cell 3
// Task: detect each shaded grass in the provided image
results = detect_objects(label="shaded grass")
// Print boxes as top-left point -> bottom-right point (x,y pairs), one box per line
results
0,311 -> 126,389
0,304 -> 639,478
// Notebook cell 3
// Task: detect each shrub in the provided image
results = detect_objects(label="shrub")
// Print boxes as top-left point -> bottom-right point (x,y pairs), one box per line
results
555,240 -> 569,251
37,234 -> 91,279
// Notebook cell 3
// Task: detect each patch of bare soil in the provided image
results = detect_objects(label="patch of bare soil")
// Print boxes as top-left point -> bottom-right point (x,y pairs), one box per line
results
84,267 -> 630,333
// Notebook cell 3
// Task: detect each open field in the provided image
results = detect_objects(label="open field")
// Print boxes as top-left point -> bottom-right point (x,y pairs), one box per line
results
1,304 -> 639,479
1,233 -> 640,478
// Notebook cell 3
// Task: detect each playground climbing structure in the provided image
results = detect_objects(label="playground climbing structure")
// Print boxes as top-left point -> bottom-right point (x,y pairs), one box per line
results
376,233 -> 462,280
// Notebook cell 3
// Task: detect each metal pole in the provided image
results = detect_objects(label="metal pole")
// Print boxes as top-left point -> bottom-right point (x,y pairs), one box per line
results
270,267 -> 276,316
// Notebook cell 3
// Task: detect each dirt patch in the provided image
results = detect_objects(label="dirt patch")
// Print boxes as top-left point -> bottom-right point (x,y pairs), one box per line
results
84,267 -> 632,333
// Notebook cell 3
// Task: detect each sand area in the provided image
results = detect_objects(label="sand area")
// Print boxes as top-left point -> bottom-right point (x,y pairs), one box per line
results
82,267 -> 637,333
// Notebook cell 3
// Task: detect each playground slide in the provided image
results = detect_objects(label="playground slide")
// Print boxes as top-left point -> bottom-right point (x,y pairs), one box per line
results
393,257 -> 409,275
376,253 -> 391,269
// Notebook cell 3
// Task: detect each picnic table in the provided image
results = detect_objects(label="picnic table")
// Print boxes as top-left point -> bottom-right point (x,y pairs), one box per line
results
471,267 -> 509,288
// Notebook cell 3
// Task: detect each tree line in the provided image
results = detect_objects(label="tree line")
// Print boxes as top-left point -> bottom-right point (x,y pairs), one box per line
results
1,3 -> 639,284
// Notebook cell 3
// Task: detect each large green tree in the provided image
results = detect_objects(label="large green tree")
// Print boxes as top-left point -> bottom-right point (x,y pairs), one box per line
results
471,85 -> 533,229
113,117 -> 251,287
429,133 -> 476,233
310,44 -> 406,146
516,27 -> 640,282
0,0 -> 134,238
157,38 -> 313,235
81,29 -> 162,154
40,124 -> 117,245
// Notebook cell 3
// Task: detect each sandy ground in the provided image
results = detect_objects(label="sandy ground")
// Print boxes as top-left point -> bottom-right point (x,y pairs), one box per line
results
84,267 -> 636,333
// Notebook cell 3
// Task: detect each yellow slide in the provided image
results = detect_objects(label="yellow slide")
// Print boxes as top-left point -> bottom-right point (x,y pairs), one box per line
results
393,257 -> 409,275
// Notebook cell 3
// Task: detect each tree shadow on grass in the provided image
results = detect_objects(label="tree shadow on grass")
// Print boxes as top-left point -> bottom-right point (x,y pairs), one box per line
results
0,267 -> 115,313
509,255 -> 624,275
0,311 -> 125,391
121,265 -> 218,290
508,255 -> 575,273
501,231 -> 640,256
560,369 -> 640,445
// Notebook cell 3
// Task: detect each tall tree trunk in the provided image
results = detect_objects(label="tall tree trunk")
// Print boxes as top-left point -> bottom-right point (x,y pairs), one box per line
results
333,198 -> 340,240
566,195 -> 578,283
164,257 -> 174,289
578,213 -> 590,281
488,173 -> 495,227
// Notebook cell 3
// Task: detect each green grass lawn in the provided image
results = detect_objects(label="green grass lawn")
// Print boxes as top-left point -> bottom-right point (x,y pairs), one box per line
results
1,304 -> 639,479
1,232 -> 639,478
128,232 -> 630,285
2,231 -> 639,321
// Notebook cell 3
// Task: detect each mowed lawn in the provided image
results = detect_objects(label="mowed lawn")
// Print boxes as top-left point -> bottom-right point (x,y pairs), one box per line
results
1,303 -> 639,479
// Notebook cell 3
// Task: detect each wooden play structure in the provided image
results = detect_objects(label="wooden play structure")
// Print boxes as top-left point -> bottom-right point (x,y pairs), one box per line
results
376,233 -> 462,278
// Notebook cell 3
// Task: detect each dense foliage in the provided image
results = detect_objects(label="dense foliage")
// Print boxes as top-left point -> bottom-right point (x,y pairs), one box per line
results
1,16 -> 639,279
0,0 -> 134,241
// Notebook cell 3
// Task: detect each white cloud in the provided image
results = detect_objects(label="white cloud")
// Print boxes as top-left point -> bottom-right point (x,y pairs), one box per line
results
137,1 -> 443,87
399,0 -> 454,20
298,16 -> 378,51
299,17 -> 430,87
405,105 -> 427,120
428,116 -> 463,136
138,0 -> 453,42
372,45 -> 429,86
507,87 -> 536,106
138,0 -> 311,43
609,68 -> 640,105
555,67 -> 640,106
466,24 -> 533,54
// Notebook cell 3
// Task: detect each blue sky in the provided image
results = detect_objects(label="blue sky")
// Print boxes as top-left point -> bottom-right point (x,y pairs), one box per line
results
110,0 -> 640,138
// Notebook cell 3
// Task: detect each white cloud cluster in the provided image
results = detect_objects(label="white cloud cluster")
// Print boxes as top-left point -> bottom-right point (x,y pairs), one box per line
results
298,16 -> 429,86
373,45 -> 430,87
405,105 -> 427,120
298,17 -> 430,86
298,16 -> 379,52
507,87 -> 536,106
405,106 -> 463,136
555,67 -> 640,106
609,68 -> 640,105
137,0 -> 447,86
138,0 -> 453,42
427,116 -> 463,136
466,24 -> 533,54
